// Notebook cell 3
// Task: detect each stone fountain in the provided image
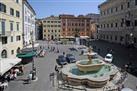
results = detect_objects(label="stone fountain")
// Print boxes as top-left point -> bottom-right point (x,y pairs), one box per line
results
76,48 -> 105,73
61,47 -> 119,88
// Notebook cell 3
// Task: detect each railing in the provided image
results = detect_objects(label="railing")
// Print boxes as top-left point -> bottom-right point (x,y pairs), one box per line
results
0,31 -> 11,36
0,31 -> 22,37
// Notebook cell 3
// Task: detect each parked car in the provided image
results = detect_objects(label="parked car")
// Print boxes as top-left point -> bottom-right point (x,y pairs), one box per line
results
104,54 -> 113,63
69,48 -> 78,51
66,54 -> 76,63
56,55 -> 67,65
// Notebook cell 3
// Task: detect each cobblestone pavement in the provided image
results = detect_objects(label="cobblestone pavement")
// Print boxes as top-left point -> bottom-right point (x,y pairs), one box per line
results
4,40 -> 137,91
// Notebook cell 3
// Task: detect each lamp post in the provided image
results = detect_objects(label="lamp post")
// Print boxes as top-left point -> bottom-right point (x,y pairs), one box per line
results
30,31 -> 36,80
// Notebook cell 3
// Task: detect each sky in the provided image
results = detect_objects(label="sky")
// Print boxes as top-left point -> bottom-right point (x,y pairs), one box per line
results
28,0 -> 106,18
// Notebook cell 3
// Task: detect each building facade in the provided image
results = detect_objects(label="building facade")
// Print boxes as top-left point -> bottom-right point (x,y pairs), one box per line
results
86,13 -> 100,39
42,16 -> 61,40
59,14 -> 91,38
36,19 -> 43,40
98,0 -> 137,47
0,0 -> 23,58
23,0 -> 36,46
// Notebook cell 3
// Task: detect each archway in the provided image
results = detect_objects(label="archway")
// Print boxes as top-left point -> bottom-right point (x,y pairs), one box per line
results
1,50 -> 7,58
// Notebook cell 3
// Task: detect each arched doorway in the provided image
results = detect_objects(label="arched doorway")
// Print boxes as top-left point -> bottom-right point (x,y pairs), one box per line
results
51,35 -> 54,40
1,50 -> 7,58
17,47 -> 21,53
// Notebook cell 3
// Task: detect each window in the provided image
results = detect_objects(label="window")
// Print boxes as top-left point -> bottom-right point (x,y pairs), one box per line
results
0,3 -> 6,13
134,37 -> 137,43
111,8 -> 113,13
1,50 -> 7,58
63,28 -> 65,31
121,5 -> 123,10
115,36 -> 117,41
16,36 -> 21,41
63,23 -> 65,26
10,22 -> 13,31
115,23 -> 118,27
17,23 -> 19,31
16,0 -> 19,3
106,35 -> 109,39
11,36 -> 13,42
121,22 -> 123,27
107,24 -> 109,28
127,2 -> 130,8
16,11 -> 20,17
43,21 -> 46,23
115,7 -> 118,12
134,20 -> 137,26
104,24 -> 105,28
10,8 -> 14,16
111,23 -> 113,28
11,50 -> 14,55
1,21 -> 5,34
2,37 -> 7,44
110,36 -> 112,40
135,0 -> 137,5
55,30 -> 56,32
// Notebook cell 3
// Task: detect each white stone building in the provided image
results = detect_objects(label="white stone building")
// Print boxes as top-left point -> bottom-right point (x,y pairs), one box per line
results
98,0 -> 137,47
23,0 -> 36,46
0,0 -> 23,58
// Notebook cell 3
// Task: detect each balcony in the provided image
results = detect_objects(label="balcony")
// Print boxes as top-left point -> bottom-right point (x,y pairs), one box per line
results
0,31 -> 11,37
0,31 -> 22,37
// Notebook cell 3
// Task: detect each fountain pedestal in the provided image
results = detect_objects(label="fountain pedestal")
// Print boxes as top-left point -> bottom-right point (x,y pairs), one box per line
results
76,48 -> 104,73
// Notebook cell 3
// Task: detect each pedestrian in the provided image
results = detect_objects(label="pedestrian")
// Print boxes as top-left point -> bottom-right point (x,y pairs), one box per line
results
57,48 -> 59,53
19,65 -> 24,74
98,48 -> 100,54
55,65 -> 59,73
28,72 -> 32,83
63,52 -> 65,56
109,49 -> 113,54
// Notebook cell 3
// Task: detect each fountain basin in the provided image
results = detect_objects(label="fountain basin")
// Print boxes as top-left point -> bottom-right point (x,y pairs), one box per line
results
76,59 -> 105,73
61,60 -> 118,88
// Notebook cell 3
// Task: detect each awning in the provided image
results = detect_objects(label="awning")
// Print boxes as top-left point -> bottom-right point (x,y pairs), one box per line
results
0,58 -> 21,76
60,36 -> 75,38
80,36 -> 89,39
16,51 -> 37,58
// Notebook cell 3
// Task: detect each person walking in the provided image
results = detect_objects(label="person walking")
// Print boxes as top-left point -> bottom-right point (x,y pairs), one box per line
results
63,52 -> 65,56
28,72 -> 32,84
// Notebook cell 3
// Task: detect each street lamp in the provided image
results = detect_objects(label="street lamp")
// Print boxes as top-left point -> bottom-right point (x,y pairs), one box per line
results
30,31 -> 36,80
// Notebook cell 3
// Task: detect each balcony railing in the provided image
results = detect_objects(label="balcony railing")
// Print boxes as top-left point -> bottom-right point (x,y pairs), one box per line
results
0,31 -> 22,37
0,31 -> 11,37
